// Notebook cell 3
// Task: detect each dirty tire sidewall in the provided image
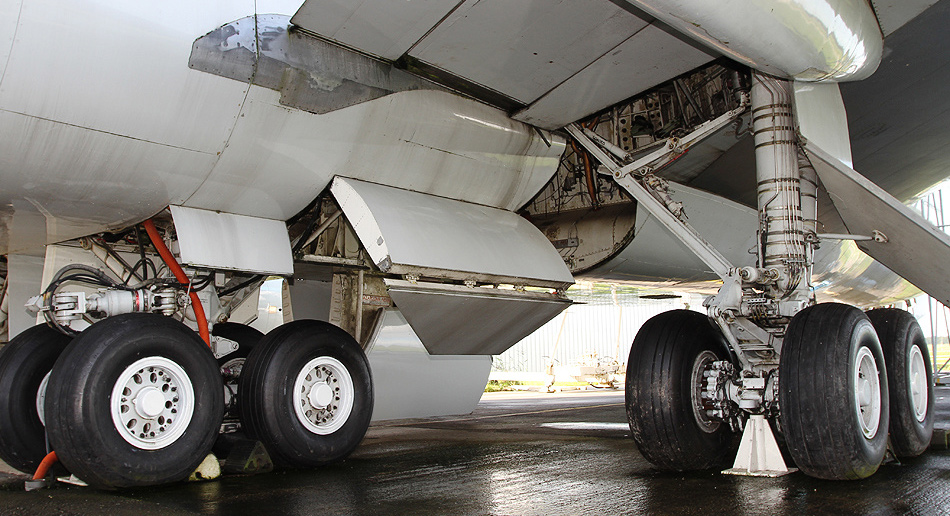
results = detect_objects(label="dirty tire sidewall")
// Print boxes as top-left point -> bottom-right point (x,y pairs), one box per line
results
779,303 -> 889,480
625,310 -> 738,471
44,314 -> 224,489
0,325 -> 71,474
239,320 -> 373,468
866,308 -> 934,457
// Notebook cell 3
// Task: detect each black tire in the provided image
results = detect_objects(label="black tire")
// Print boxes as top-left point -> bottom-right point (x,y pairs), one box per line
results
0,325 -> 71,474
625,310 -> 738,470
239,320 -> 373,468
866,308 -> 933,457
212,322 -> 263,418
44,314 -> 224,489
780,303 -> 889,480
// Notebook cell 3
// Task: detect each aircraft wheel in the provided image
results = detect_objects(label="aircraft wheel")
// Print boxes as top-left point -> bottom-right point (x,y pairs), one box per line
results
212,322 -> 263,417
239,320 -> 373,468
866,308 -> 933,457
625,310 -> 738,470
0,325 -> 71,473
44,314 -> 224,488
780,303 -> 888,479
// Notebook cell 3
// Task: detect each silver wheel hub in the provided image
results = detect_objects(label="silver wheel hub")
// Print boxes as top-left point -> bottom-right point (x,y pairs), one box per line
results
691,350 -> 720,433
853,346 -> 882,439
293,356 -> 355,435
909,344 -> 928,423
36,371 -> 51,427
110,356 -> 195,450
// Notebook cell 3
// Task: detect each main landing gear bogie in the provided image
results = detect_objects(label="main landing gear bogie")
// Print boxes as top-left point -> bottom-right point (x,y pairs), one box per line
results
627,303 -> 933,481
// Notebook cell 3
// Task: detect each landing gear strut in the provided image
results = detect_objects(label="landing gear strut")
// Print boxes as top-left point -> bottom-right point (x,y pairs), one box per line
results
570,70 -> 934,480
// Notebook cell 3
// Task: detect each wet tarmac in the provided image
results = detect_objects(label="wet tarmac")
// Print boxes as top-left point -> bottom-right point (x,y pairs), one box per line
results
2,387 -> 950,515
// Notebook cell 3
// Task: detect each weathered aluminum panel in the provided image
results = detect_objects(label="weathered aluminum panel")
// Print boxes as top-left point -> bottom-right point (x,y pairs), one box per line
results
189,15 -> 443,115
169,206 -> 294,275
185,88 -> 564,220
621,0 -> 883,82
366,309 -> 491,420
410,1 -> 645,105
291,0 -> 460,61
385,280 -> 571,356
331,177 -> 574,288
805,144 -> 950,306
512,24 -> 714,129
0,0 -> 253,153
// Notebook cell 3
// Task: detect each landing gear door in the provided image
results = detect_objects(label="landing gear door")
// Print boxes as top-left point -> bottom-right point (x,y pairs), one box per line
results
385,279 -> 570,355
804,145 -> 950,306
329,176 -> 574,355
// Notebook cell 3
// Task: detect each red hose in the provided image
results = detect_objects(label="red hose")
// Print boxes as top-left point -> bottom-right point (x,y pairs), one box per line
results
32,451 -> 57,480
143,219 -> 211,347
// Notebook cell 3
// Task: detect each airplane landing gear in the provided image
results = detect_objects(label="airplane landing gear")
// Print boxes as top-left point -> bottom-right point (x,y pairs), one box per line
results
0,325 -> 71,474
43,314 -> 224,489
625,310 -> 739,470
866,308 -> 934,457
779,303 -> 888,480
239,320 -> 373,467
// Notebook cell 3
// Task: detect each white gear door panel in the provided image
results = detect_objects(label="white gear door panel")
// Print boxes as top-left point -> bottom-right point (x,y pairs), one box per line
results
385,280 -> 570,356
330,177 -> 574,289
805,144 -> 950,306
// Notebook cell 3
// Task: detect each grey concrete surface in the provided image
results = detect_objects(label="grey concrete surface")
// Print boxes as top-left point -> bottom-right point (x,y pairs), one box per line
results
1,387 -> 950,515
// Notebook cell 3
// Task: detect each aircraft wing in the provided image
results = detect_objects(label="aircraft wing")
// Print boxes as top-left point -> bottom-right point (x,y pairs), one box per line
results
290,1 -> 716,130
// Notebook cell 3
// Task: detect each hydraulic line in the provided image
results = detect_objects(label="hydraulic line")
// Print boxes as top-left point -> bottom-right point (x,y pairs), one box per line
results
751,73 -> 806,297
142,219 -> 211,346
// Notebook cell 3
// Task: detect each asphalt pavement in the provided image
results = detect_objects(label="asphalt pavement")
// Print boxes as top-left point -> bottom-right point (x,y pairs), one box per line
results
1,387 -> 950,515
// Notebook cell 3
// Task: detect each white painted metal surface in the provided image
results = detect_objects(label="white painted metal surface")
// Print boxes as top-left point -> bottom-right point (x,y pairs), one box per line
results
291,0 -> 459,61
187,88 -> 563,220
110,356 -> 195,450
580,184 -> 758,289
331,178 -> 574,288
366,309 -> 491,421
723,415 -> 795,477
169,206 -> 294,276
513,23 -> 713,128
794,82 -> 853,168
292,356 -> 355,435
621,0 -> 883,82
385,279 -> 571,356
872,0 -> 939,35
805,144 -> 950,306
0,1 -> 564,256
410,1 -> 647,105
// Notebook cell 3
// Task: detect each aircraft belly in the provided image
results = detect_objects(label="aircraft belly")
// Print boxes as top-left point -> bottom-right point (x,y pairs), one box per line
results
0,0 -> 252,153
0,0 -> 19,82
0,110 -> 217,254
185,87 -> 565,219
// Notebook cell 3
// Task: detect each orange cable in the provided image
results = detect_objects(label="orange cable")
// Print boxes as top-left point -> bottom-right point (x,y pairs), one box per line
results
32,451 -> 57,480
142,219 -> 211,346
